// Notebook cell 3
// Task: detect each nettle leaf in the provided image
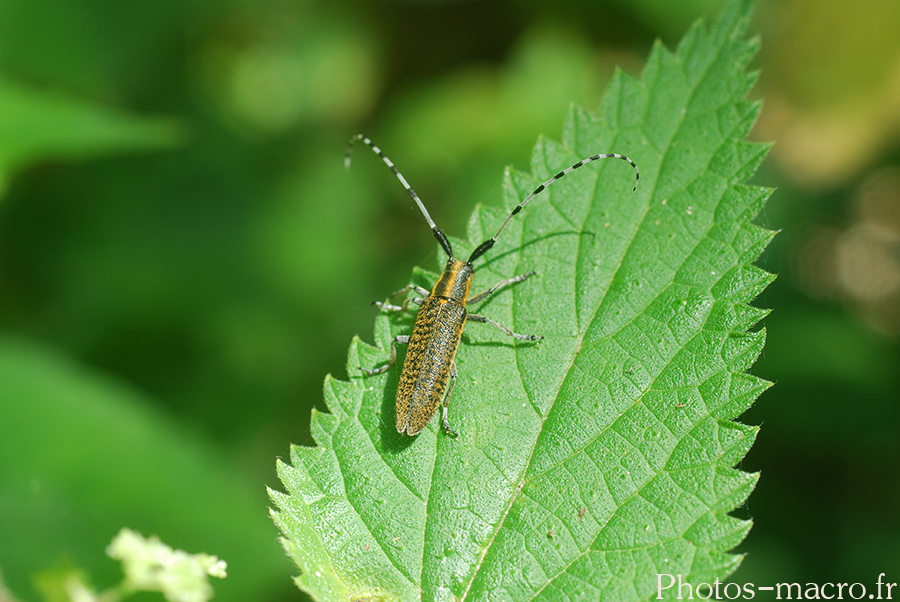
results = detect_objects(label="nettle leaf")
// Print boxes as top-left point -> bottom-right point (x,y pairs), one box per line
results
270,1 -> 774,600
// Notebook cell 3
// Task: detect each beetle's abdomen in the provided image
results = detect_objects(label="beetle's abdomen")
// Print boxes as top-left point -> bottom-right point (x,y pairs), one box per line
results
396,298 -> 467,434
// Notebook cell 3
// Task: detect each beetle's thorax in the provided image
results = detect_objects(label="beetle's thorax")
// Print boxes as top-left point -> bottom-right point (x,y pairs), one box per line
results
431,257 -> 473,302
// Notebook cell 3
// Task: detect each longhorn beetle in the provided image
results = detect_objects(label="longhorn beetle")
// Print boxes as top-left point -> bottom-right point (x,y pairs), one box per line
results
347,134 -> 638,436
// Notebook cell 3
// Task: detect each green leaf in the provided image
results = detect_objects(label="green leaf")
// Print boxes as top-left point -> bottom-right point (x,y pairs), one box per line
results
0,75 -> 181,193
271,0 -> 774,600
0,336 -> 291,602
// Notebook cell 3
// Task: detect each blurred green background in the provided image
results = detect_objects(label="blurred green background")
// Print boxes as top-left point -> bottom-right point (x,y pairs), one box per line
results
1,0 -> 898,600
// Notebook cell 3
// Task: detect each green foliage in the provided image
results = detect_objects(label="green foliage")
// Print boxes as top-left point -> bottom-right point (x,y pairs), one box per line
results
271,1 -> 773,600
0,337 -> 291,602
0,76 -> 180,193
34,528 -> 226,602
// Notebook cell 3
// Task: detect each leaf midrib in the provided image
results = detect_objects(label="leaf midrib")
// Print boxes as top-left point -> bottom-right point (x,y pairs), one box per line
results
454,27 -> 733,600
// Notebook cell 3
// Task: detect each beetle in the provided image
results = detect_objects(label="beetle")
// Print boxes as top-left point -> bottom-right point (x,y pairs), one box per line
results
347,134 -> 638,436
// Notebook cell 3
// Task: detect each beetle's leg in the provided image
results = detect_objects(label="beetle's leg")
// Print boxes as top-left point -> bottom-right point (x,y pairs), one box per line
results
374,298 -> 424,312
468,313 -> 542,341
373,284 -> 429,312
468,271 -> 536,304
360,335 -> 410,375
441,361 -> 459,437
391,283 -> 430,298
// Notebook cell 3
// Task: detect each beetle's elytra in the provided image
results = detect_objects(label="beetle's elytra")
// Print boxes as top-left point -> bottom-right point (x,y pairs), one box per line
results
347,134 -> 638,436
